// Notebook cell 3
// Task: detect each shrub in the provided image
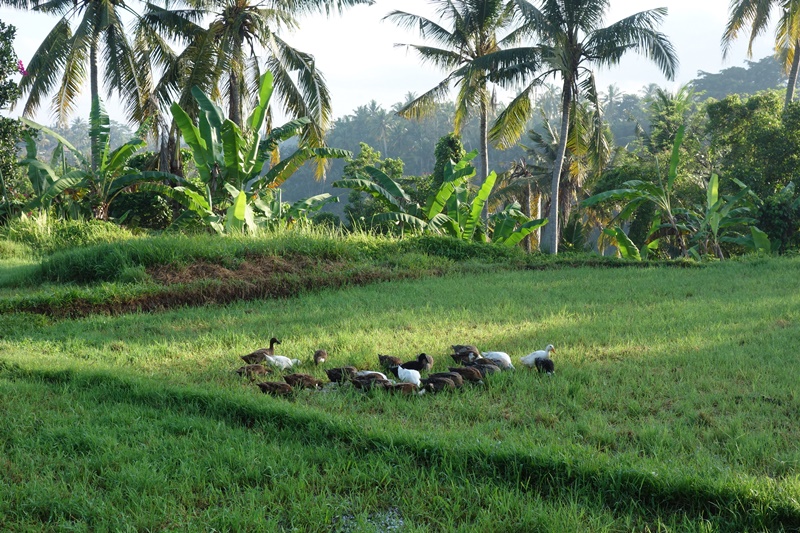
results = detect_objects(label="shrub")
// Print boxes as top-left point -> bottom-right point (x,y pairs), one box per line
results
757,187 -> 800,252
0,238 -> 32,259
401,235 -> 525,263
0,216 -> 134,255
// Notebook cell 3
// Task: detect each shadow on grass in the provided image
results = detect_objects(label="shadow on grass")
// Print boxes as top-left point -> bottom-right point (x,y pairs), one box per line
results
3,361 -> 798,531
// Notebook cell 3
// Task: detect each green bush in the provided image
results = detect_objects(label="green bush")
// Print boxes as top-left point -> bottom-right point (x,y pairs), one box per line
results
109,191 -> 173,230
1,216 -> 134,255
0,238 -> 32,259
401,235 -> 525,263
757,188 -> 800,252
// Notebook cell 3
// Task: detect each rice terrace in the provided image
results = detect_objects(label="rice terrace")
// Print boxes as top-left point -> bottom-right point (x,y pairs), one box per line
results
0,230 -> 799,531
3,0 -> 800,529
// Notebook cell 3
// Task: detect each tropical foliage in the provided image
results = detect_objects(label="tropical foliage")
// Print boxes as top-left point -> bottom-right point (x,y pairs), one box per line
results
144,72 -> 347,234
19,97 -> 171,221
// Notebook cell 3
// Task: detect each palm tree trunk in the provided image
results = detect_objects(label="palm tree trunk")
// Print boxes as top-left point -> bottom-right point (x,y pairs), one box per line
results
786,39 -> 800,106
546,81 -> 572,255
523,181 -> 532,253
90,41 -> 100,172
229,69 -> 242,128
479,98 -> 489,219
534,192 -> 542,251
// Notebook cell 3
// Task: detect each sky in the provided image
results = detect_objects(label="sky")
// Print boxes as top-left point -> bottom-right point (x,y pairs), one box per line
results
0,0 -> 778,126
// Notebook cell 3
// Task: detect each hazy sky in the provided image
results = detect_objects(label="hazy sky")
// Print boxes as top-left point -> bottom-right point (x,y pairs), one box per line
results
0,0 -> 778,125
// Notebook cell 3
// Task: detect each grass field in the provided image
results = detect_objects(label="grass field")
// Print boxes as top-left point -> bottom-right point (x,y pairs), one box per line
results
1,256 -> 799,531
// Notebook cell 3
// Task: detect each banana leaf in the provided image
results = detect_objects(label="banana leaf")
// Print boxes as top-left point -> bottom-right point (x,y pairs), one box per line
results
463,171 -> 496,240
604,227 -> 641,261
221,120 -> 245,186
247,72 -> 274,134
497,218 -> 548,247
20,118 -> 88,168
25,172 -> 87,210
225,189 -> 248,234
170,103 -> 212,183
89,96 -> 111,170
105,138 -> 146,174
373,211 -> 428,232
288,193 -> 339,218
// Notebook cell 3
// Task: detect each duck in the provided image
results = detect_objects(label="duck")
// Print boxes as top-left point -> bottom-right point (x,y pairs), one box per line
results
313,349 -> 328,365
451,344 -> 480,360
400,353 -> 432,372
378,354 -> 402,370
241,337 -> 282,364
355,370 -> 389,381
284,373 -> 324,390
420,376 -> 456,393
465,361 -> 501,377
351,375 -> 391,391
520,344 -> 556,368
326,366 -> 357,383
384,382 -> 418,395
481,351 -> 515,370
264,355 -> 301,370
235,364 -> 271,380
447,366 -> 484,384
389,365 -> 422,387
427,371 -> 464,387
534,357 -> 555,375
256,381 -> 293,397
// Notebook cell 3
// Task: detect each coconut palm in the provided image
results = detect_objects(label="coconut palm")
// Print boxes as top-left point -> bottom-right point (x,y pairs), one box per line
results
486,0 -> 677,254
141,0 -> 370,152
3,0 -> 152,168
384,0 -> 517,202
722,0 -> 800,106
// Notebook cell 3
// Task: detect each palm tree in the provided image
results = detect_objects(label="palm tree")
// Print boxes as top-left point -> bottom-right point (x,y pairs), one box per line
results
142,0 -> 369,147
384,0 -> 517,201
3,0 -> 152,169
723,0 -> 800,106
488,0 -> 677,254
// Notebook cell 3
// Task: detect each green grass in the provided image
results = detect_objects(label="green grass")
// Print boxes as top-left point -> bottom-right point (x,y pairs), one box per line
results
1,257 -> 799,530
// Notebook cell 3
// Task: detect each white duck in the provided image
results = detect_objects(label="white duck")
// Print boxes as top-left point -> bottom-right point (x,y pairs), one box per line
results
395,365 -> 421,387
264,355 -> 301,370
520,344 -> 556,368
481,351 -> 515,370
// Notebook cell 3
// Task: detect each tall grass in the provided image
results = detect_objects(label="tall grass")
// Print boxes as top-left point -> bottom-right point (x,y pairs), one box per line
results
1,258 -> 799,529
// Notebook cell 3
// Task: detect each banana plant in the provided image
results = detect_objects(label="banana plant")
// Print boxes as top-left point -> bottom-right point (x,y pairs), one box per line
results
489,202 -> 548,247
582,125 -> 689,257
19,97 -> 172,220
683,174 -> 759,259
147,72 -> 348,233
170,72 -> 348,199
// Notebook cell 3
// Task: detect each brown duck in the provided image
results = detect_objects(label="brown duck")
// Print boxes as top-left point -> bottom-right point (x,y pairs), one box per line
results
241,337 -> 282,364
427,371 -> 464,387
351,374 -> 391,391
421,376 -> 456,393
450,344 -> 479,364
326,366 -> 357,383
235,364 -> 271,380
447,366 -> 484,384
256,381 -> 293,397
378,354 -> 402,370
385,382 -> 419,395
283,373 -> 324,390
313,349 -> 328,365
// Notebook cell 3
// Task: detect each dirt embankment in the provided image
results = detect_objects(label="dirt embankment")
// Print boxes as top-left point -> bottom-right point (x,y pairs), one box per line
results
21,255 -> 431,318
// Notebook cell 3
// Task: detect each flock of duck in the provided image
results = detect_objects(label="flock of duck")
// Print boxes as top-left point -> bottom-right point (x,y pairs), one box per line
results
234,337 -> 557,397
